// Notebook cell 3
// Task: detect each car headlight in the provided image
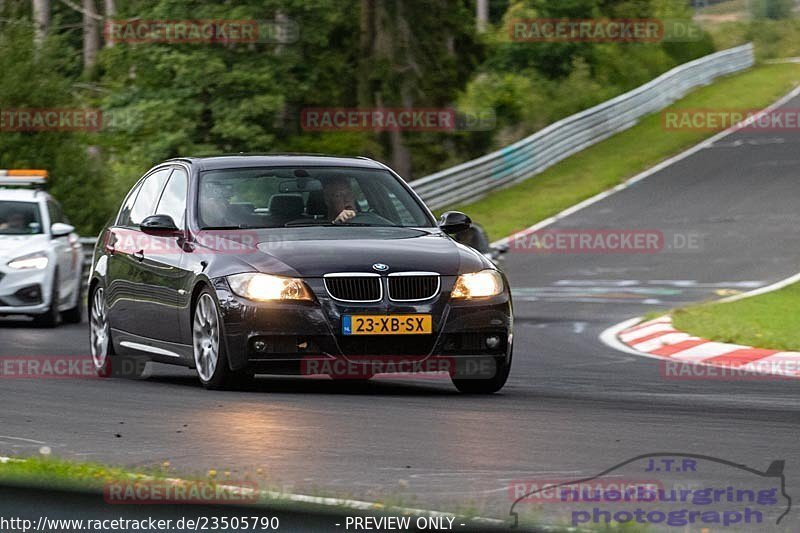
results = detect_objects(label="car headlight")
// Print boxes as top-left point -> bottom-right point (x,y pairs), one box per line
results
451,269 -> 504,299
7,252 -> 49,270
227,273 -> 314,302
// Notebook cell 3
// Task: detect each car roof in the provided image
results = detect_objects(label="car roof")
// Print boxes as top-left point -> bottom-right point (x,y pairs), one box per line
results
166,154 -> 388,172
0,188 -> 48,202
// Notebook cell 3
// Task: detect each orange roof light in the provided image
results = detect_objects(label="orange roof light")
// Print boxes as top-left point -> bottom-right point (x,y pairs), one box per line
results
0,169 -> 48,186
7,169 -> 48,177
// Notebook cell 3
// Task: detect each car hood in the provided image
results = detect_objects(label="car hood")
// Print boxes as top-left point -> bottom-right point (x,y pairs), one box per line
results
203,227 -> 490,278
0,234 -> 50,261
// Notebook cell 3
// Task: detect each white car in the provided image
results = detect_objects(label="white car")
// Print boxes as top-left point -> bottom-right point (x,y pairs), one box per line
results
0,171 -> 83,326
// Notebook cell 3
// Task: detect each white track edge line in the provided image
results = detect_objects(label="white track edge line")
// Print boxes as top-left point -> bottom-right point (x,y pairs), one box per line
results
717,271 -> 800,303
491,84 -> 800,248
599,317 -> 670,361
0,458 -> 504,526
601,268 -> 800,366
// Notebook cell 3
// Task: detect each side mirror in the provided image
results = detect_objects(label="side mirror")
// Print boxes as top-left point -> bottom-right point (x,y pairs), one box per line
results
140,214 -> 180,235
51,222 -> 75,238
438,211 -> 472,234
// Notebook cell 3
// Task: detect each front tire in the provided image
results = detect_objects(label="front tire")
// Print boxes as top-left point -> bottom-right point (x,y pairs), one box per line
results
61,286 -> 83,324
451,355 -> 512,394
192,289 -> 252,390
33,273 -> 60,327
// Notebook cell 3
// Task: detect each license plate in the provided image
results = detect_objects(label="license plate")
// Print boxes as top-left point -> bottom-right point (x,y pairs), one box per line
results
342,315 -> 432,335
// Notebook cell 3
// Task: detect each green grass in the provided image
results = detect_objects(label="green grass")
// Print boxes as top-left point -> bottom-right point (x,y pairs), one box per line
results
704,19 -> 800,61
696,0 -> 748,17
447,63 -> 800,240
0,457 -> 654,531
0,456 -> 487,522
672,282 -> 800,351
0,456 -> 169,492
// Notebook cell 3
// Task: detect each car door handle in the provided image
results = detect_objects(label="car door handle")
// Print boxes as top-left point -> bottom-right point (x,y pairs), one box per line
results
133,250 -> 145,262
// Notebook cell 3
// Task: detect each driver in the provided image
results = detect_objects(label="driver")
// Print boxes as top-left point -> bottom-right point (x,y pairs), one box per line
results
323,177 -> 357,224
199,182 -> 234,227
0,211 -> 28,232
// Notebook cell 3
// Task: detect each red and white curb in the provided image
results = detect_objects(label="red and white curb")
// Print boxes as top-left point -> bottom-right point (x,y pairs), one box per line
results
603,316 -> 800,379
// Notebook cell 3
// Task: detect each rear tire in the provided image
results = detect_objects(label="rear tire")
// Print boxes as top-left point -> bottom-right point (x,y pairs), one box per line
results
90,286 -> 148,379
192,288 -> 253,390
90,286 -> 114,376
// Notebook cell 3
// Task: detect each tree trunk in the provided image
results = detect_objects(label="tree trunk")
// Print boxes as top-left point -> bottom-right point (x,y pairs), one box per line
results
104,0 -> 115,47
357,0 -> 375,108
32,0 -> 50,44
476,0 -> 488,32
82,0 -> 99,71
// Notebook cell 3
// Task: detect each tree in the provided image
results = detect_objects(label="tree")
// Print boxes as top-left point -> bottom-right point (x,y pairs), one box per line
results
82,0 -> 99,70
356,0 -> 483,176
32,0 -> 49,43
476,0 -> 489,32
751,0 -> 794,19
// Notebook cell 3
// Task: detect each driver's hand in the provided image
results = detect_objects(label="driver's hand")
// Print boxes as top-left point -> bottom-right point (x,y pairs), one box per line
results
333,209 -> 356,224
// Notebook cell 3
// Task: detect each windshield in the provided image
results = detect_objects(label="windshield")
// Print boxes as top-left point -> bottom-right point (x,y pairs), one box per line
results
0,201 -> 43,235
198,167 -> 434,229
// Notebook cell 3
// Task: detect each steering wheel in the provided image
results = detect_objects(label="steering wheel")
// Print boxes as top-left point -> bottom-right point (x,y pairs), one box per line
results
346,211 -> 394,225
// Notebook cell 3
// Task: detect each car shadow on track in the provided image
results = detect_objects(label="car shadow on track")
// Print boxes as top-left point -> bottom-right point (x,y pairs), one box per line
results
0,317 -> 45,328
143,371 -> 465,397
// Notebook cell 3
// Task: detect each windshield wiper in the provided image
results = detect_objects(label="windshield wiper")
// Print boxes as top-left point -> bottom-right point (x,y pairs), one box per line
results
200,224 -> 262,230
284,221 -> 394,228
338,223 -> 393,227
283,222 -> 338,227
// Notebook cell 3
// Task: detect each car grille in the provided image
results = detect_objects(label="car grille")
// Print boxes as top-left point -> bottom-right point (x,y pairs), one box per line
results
388,274 -> 439,301
324,275 -> 382,302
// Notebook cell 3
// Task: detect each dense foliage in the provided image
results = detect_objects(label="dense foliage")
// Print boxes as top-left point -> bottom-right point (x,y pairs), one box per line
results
0,0 -> 715,234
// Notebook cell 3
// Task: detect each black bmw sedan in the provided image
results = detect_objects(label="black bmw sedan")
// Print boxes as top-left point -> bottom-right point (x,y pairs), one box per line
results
88,155 -> 513,393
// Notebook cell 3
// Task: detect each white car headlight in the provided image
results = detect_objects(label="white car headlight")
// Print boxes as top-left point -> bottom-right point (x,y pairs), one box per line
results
451,269 -> 504,299
227,273 -> 314,302
7,252 -> 49,270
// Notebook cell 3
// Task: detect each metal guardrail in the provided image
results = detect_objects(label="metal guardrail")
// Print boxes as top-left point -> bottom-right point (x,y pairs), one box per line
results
77,44 -> 754,249
79,237 -> 97,276
410,43 -> 755,210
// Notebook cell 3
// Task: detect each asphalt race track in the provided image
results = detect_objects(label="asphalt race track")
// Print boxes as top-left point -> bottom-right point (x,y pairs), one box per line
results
2,94 -> 800,530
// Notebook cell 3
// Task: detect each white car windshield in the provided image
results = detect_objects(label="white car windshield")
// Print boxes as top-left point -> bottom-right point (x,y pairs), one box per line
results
0,201 -> 43,235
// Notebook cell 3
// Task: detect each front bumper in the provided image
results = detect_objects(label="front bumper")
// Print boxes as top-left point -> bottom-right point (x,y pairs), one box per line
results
213,276 -> 513,378
0,266 -> 53,315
